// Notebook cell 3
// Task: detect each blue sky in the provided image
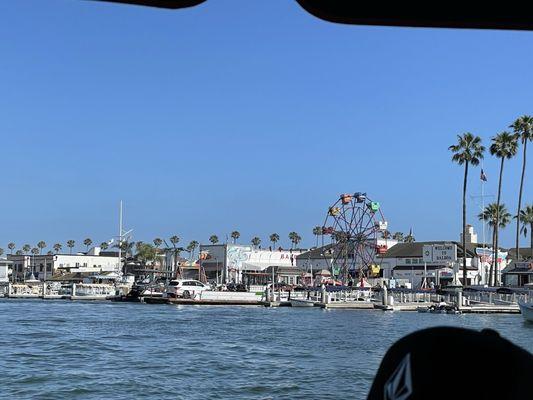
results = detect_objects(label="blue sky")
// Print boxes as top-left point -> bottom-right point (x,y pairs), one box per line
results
0,0 -> 532,252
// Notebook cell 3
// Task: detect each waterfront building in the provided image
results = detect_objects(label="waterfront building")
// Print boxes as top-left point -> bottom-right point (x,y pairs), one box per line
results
7,247 -> 120,281
295,238 -> 399,275
198,244 -> 304,284
502,260 -> 533,287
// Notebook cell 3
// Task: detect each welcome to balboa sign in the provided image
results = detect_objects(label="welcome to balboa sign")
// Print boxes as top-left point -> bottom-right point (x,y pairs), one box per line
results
422,244 -> 457,263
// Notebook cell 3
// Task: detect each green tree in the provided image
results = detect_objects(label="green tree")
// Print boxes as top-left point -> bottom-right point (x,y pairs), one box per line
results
209,235 -> 219,245
449,132 -> 485,285
15,250 -> 23,256
312,226 -> 322,247
66,240 -> 75,254
153,238 -> 163,248
136,243 -> 157,266
231,231 -> 240,244
7,242 -> 15,254
186,240 -> 199,261
53,243 -> 62,253
489,131 -> 518,285
22,244 -> 31,254
510,115 -> 533,260
392,232 -> 404,241
288,232 -> 301,249
516,204 -> 533,259
479,203 -> 512,285
83,238 -> 92,251
0,248 -> 4,257
169,235 -> 181,276
403,233 -> 416,243
251,237 -> 261,248
269,233 -> 280,249
37,241 -> 46,255
100,242 -> 109,251
31,247 -> 39,255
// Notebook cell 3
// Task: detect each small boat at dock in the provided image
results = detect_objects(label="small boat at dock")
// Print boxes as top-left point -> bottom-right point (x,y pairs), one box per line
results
290,298 -> 316,307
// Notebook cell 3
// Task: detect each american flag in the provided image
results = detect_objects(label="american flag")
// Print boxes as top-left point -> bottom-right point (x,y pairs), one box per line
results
480,169 -> 487,182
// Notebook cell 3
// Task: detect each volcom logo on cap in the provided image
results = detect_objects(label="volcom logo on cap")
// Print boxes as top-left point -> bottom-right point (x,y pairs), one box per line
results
384,353 -> 413,400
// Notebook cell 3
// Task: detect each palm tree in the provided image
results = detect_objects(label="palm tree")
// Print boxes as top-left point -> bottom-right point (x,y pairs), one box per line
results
449,132 -> 485,285
37,241 -> 46,255
66,240 -> 75,254
392,232 -> 404,242
0,248 -> 4,257
312,226 -> 322,247
7,242 -> 15,254
53,243 -> 62,254
510,115 -> 533,260
136,243 -> 157,266
83,238 -> 92,251
251,237 -> 261,248
169,235 -> 181,276
517,204 -> 533,259
269,233 -> 280,249
22,244 -> 31,254
209,235 -> 219,245
490,131 -> 518,285
479,203 -> 512,285
186,240 -> 199,261
100,242 -> 109,251
231,231 -> 240,244
153,238 -> 163,248
30,247 -> 39,277
15,250 -> 23,256
288,232 -> 302,249
403,233 -> 415,243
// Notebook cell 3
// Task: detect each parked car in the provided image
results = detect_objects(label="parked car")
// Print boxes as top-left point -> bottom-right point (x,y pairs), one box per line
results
166,279 -> 211,299
226,282 -> 248,292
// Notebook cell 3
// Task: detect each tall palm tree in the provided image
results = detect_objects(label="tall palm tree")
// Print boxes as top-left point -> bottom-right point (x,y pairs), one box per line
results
186,240 -> 199,261
231,231 -> 240,244
510,115 -> 533,260
517,204 -> 533,259
479,203 -> 511,285
36,241 -> 46,255
153,238 -> 163,248
169,235 -> 181,276
312,226 -> 322,247
53,243 -> 62,254
251,237 -> 261,248
209,235 -> 219,245
288,232 -> 301,249
100,242 -> 109,251
490,131 -> 518,284
392,232 -> 404,242
66,240 -> 75,254
22,244 -> 31,254
449,132 -> 485,285
7,242 -> 15,254
269,233 -> 280,249
30,247 -> 39,277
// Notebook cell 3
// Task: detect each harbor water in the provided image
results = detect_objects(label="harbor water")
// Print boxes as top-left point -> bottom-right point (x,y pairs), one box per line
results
1,299 -> 531,399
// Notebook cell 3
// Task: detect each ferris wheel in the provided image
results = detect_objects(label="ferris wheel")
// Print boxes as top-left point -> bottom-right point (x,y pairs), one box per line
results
321,193 -> 387,283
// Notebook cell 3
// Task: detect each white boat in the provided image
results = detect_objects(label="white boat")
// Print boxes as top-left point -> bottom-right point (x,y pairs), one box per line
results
518,301 -> 533,323
290,298 -> 316,307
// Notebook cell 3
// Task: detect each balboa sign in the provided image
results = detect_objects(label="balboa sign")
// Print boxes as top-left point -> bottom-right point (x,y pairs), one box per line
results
422,244 -> 457,263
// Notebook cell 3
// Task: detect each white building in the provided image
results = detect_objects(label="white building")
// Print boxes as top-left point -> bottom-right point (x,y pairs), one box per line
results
8,247 -> 120,281
198,244 -> 303,284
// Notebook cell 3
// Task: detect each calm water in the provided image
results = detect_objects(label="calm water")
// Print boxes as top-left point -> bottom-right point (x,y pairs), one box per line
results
1,300 -> 531,399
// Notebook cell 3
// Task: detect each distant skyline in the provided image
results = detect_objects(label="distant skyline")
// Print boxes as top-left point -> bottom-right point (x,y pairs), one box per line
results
0,1 -> 532,252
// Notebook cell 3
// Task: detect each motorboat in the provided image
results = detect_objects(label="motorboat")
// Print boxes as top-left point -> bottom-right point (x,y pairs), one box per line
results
518,301 -> 533,323
290,298 -> 316,307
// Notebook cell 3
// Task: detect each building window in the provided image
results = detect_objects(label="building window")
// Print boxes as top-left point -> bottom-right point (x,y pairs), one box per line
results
405,259 -> 411,264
